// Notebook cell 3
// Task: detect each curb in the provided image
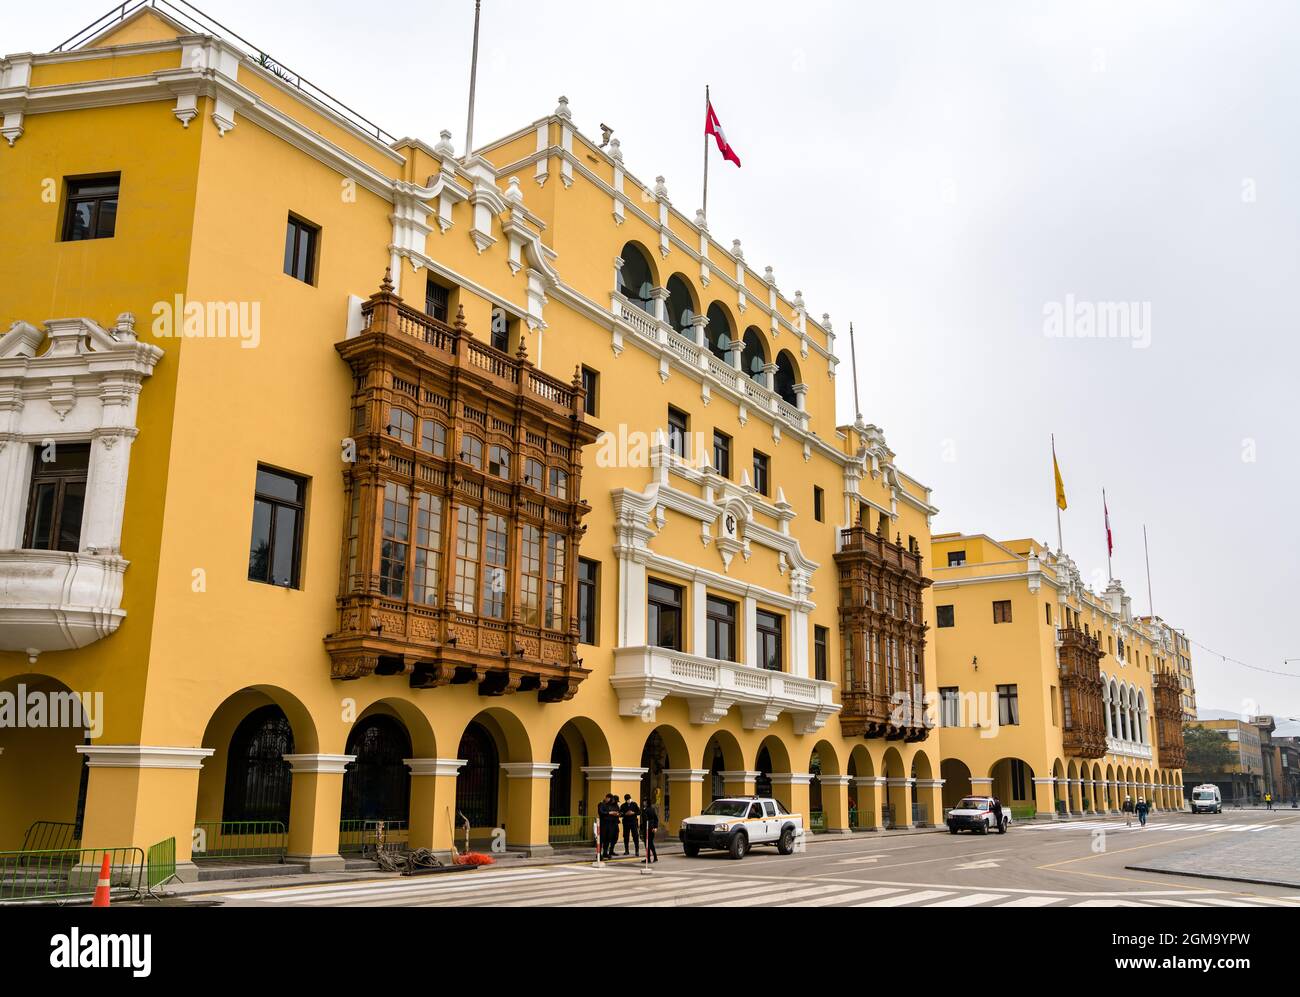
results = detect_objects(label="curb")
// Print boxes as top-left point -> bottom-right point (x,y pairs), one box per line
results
1125,864 -> 1300,892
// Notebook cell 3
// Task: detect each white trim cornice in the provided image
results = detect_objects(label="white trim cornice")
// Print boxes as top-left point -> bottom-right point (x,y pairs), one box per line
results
283,753 -> 356,774
76,745 -> 214,769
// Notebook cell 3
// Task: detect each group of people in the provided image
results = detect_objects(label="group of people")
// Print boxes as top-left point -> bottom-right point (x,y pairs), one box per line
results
1121,795 -> 1152,827
596,793 -> 659,862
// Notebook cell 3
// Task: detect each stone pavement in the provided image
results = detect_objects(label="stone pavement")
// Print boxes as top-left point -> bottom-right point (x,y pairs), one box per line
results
1127,820 -> 1300,889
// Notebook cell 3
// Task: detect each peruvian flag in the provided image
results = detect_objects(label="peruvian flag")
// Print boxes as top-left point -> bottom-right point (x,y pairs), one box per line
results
705,100 -> 742,167
1104,492 -> 1114,557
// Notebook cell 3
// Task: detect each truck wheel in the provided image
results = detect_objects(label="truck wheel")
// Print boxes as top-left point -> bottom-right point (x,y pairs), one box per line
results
949,826 -> 959,834
728,831 -> 749,860
777,827 -> 796,855
977,821 -> 988,835
682,842 -> 700,857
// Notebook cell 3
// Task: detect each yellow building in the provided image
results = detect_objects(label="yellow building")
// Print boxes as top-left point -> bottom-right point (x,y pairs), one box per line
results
929,534 -> 1186,817
0,5 -> 945,875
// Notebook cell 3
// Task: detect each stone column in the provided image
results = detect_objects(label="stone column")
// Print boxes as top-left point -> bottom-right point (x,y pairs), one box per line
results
405,758 -> 465,855
854,776 -> 885,830
76,745 -> 214,882
664,768 -> 707,836
283,753 -> 355,871
914,777 -> 945,827
1069,778 -> 1083,814
769,772 -> 813,820
819,774 -> 853,834
719,770 -> 759,797
887,777 -> 914,829
1032,776 -> 1058,820
500,761 -> 558,856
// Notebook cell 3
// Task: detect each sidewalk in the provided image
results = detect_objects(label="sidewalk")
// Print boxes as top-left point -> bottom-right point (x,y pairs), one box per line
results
161,822 -> 948,899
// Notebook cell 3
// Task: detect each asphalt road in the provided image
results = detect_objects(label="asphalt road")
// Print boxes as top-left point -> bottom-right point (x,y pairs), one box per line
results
189,809 -> 1300,908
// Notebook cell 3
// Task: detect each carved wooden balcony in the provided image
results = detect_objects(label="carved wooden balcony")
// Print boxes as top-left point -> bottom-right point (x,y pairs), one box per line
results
1058,627 -> 1107,758
834,522 -> 932,741
324,272 -> 600,702
1152,668 -> 1187,768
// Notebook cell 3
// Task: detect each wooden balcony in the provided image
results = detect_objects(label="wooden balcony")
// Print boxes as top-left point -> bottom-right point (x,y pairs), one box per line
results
324,272 -> 600,702
1152,669 -> 1187,768
1058,627 -> 1107,759
834,517 -> 931,741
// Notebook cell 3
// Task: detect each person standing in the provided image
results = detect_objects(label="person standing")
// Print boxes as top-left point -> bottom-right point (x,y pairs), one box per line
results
990,797 -> 1005,833
641,799 -> 659,863
620,794 -> 641,856
598,794 -> 619,859
1122,795 -> 1135,827
1135,798 -> 1149,828
1265,792 -> 1273,811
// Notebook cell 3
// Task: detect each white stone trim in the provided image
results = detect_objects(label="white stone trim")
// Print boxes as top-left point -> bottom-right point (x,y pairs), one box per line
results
404,757 -> 465,777
500,762 -> 559,780
769,772 -> 815,786
718,770 -> 761,782
664,768 -> 709,783
77,745 -> 214,769
818,774 -> 853,787
581,766 -> 649,782
283,753 -> 356,775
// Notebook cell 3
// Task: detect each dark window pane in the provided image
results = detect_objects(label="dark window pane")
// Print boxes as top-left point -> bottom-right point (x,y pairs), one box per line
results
255,468 -> 301,503
28,482 -> 57,550
248,499 -> 273,582
271,505 -> 298,585
67,203 -> 93,240
95,198 -> 118,238
56,481 -> 85,552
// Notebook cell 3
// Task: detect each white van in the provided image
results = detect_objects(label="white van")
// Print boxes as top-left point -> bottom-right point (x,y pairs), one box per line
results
1190,784 -> 1222,814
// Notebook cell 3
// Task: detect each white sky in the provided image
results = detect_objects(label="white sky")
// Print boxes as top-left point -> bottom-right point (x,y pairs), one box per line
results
17,1 -> 1300,726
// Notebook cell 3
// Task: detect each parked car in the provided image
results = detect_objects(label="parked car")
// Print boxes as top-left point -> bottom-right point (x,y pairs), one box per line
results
1189,784 -> 1223,814
946,796 -> 1010,834
678,797 -> 804,859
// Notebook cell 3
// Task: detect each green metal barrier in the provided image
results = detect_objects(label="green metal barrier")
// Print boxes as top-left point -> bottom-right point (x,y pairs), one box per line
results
20,821 -> 80,853
192,820 -> 287,862
0,846 -> 143,903
339,819 -> 409,855
548,815 -> 594,845
1010,804 -> 1037,820
145,837 -> 178,898
809,811 -> 826,832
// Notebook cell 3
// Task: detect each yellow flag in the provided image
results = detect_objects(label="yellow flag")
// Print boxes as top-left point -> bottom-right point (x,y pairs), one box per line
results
1053,443 -> 1067,511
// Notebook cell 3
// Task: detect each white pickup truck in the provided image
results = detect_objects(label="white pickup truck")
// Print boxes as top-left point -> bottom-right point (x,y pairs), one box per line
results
678,797 -> 804,859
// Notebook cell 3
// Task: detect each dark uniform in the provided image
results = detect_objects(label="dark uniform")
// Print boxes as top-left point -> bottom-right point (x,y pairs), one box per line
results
620,795 -> 641,855
641,802 -> 659,862
598,796 -> 619,858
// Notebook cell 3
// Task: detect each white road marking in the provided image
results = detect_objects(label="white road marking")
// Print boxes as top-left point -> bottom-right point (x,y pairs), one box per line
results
781,887 -> 905,906
927,892 -> 1009,907
995,896 -> 1064,907
853,889 -> 954,906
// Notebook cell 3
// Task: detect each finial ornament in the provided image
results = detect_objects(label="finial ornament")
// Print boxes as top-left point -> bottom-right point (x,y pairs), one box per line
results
380,267 -> 394,294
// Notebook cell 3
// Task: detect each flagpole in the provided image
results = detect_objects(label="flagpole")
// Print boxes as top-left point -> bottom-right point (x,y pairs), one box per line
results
1143,524 -> 1154,618
848,322 -> 862,421
1104,488 -> 1112,581
702,84 -> 710,219
463,0 -> 482,159
1052,434 -> 1063,554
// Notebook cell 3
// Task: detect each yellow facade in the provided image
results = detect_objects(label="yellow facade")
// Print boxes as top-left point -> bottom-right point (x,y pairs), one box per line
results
0,8 -> 947,871
930,534 -> 1186,816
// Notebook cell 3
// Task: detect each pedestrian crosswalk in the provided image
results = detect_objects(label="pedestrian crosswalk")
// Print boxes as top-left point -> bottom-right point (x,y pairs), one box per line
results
1019,819 -> 1281,833
212,865 -> 1300,909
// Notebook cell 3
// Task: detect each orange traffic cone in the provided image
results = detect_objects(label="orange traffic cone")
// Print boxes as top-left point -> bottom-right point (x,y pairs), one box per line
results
91,853 -> 112,907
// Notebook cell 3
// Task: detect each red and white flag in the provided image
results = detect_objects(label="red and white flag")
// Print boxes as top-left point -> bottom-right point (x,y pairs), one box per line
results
705,100 -> 742,167
1104,492 -> 1114,557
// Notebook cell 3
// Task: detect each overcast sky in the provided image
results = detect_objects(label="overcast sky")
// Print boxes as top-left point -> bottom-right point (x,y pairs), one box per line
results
17,1 -> 1300,725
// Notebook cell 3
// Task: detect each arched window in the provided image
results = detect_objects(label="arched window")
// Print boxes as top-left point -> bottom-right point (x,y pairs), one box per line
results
617,242 -> 655,313
665,274 -> 696,334
222,705 -> 294,824
741,328 -> 768,383
342,715 -> 412,821
456,722 -> 499,828
705,303 -> 733,363
387,407 -> 415,446
774,350 -> 799,406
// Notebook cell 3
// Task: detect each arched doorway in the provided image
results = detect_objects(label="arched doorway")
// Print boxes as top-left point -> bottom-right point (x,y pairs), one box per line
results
989,757 -> 1035,815
847,746 -> 876,830
702,729 -> 743,800
665,273 -> 697,335
705,303 -> 734,363
0,674 -> 91,850
455,720 -> 499,830
222,705 -> 294,824
341,714 -> 412,822
941,758 -> 973,809
774,350 -> 799,406
617,242 -> 656,312
755,745 -> 774,799
741,327 -> 769,384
